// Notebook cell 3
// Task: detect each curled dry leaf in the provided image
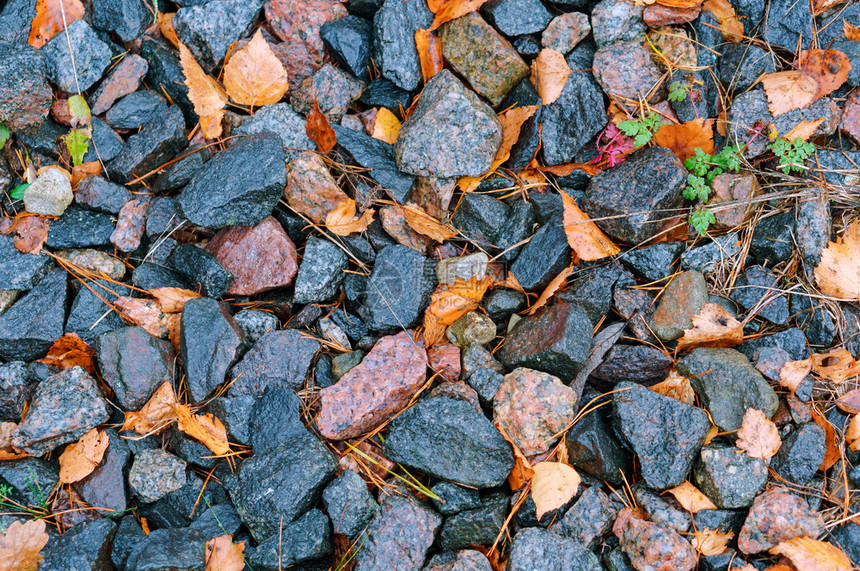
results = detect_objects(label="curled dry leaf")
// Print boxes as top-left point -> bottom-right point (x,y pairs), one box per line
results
157,12 -> 181,50
847,414 -> 860,451
115,296 -> 172,338
561,191 -> 620,261
175,405 -> 231,456
38,332 -> 96,375
676,302 -> 743,351
797,49 -> 852,99
811,348 -> 860,382
223,29 -> 290,108
810,406 -> 839,471
148,287 -> 201,314
531,462 -> 581,521
10,215 -> 49,255
365,107 -> 402,145
29,0 -> 85,48
121,381 -> 180,435
58,428 -> 109,484
71,161 -> 102,189
179,43 -> 228,139
769,536 -> 852,571
402,203 -> 457,242
736,408 -> 781,460
653,118 -> 715,161
761,71 -> 819,117
650,370 -> 695,405
324,198 -> 375,237
305,99 -> 337,153
778,358 -> 813,397
493,105 -> 539,171
532,49 -> 571,105
496,423 -> 534,490
665,481 -> 717,513
423,276 -> 492,347
427,0 -> 491,30
846,20 -> 860,42
528,265 -> 574,315
205,534 -> 246,571
814,219 -> 860,301
835,389 -> 860,414
0,519 -> 49,571
415,28 -> 444,83
691,528 -> 733,556
702,0 -> 743,42
783,118 -> 825,142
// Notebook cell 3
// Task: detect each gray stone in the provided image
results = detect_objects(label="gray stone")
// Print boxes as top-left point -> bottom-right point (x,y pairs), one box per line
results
0,362 -> 32,423
75,175 -> 133,214
719,44 -> 777,92
45,206 -> 115,250
96,326 -> 175,411
620,242 -> 685,283
124,527 -> 206,571
508,527 -> 602,571
107,105 -> 187,184
772,423 -> 827,486
173,0 -> 263,71
322,470 -> 379,537
430,481 -> 481,516
65,278 -> 129,343
233,308 -> 279,344
89,54 -> 149,115
764,0 -> 812,50
41,20 -> 112,92
0,268 -> 67,361
105,90 -> 167,130
680,232 -> 742,274
39,519 -> 117,571
482,0 -> 553,36
553,486 -> 618,549
796,193 -> 830,271
510,218 -> 572,291
0,41 -> 51,133
363,244 -> 437,332
354,494 -> 441,571
730,265 -> 790,325
694,445 -> 768,508
591,0 -> 645,46
128,449 -> 187,504
233,102 -> 313,162
23,167 -> 73,216
439,494 -> 509,551
451,193 -> 510,250
372,0 -> 433,91
566,411 -> 630,486
228,329 -> 319,396
92,0 -> 150,42
167,243 -> 234,298
293,236 -> 349,304
0,235 -> 52,291
320,15 -> 374,81
649,270 -> 709,341
633,485 -> 690,532
247,509 -> 333,569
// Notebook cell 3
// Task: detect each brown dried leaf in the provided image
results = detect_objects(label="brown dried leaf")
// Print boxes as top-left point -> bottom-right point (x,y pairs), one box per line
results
306,99 -> 337,153
778,358 -> 813,397
121,381 -> 180,435
810,406 -> 839,471
157,12 -> 181,50
11,215 -> 49,255
324,198 -> 375,236
814,219 -> 860,301
178,43 -> 228,138
691,528 -> 734,556
702,0 -> 743,41
650,370 -> 695,405
415,28 -> 444,82
847,414 -> 860,451
783,118 -> 825,142
528,265 -> 574,315
428,0 -> 491,30
666,481 -> 717,513
532,48 -> 571,105
676,302 -> 743,351
797,49 -> 853,99
835,389 -> 860,414
531,461 -> 581,521
205,534 -> 246,571
423,276 -> 492,347
769,536 -> 852,571
497,423 -> 534,490
654,118 -> 715,161
402,203 -> 456,242
0,519 -> 49,570
0,422 -> 29,461
38,332 -> 96,375
115,296 -> 171,338
58,428 -> 109,484
148,287 -> 201,314
561,190 -> 620,261
176,405 -> 231,456
367,107 -> 401,145
811,348 -> 860,382
761,71 -> 819,116
537,162 -> 602,177
492,105 -> 539,171
846,20 -> 860,42
223,29 -> 290,108
28,0 -> 85,48
736,408 -> 781,460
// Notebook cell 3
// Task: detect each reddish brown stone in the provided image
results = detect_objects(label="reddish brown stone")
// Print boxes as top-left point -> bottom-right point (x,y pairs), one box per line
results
737,487 -> 825,554
493,367 -> 577,456
204,216 -> 298,296
380,205 -> 432,253
284,151 -> 348,223
593,39 -> 665,101
427,342 -> 460,382
265,0 -> 346,62
53,485 -> 103,529
272,41 -> 321,92
643,4 -> 701,28
614,507 -> 697,571
708,173 -> 760,229
50,98 -> 73,126
110,199 -> 148,253
90,54 -> 149,115
840,92 -> 860,144
317,331 -> 428,440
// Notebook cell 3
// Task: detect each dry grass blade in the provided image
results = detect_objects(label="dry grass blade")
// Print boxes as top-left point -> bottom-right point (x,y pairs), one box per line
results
735,408 -> 781,460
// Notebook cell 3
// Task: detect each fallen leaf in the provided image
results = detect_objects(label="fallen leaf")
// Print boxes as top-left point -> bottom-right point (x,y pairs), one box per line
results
70,161 -> 102,188
813,0 -> 850,15
666,481 -> 717,513
528,265 -> 574,315
736,408 -> 781,460
702,0 -> 743,41
223,29 -> 290,109
402,203 -> 456,242
497,424 -> 534,490
778,358 -> 813,397
115,296 -> 172,338
846,20 -> 860,42
835,389 -> 860,414
365,107 -> 401,145
415,28 -> 444,82
0,519 -> 49,571
770,536 -> 852,571
205,534 -> 246,571
783,118 -> 825,142
158,12 -> 181,50
175,405 -> 231,456
811,348 -> 860,382
121,381 -> 180,435
810,406 -> 839,471
428,0 -> 491,30
0,422 -> 29,461
423,276 -> 492,346
492,105 -> 539,172
532,48 -> 571,105
691,528 -> 734,556
657,0 -> 704,6
38,332 -> 96,375
324,198 -> 375,236
676,302 -> 744,351
148,287 -> 201,314
306,99 -> 337,153
561,191 -> 619,262
814,219 -> 860,301
797,49 -> 852,99
847,414 -> 860,451
537,163 -> 602,177
58,428 -> 109,484
10,215 -> 49,255
654,118 -> 715,161
28,0 -> 84,48
650,370 -> 696,405
761,71 -> 819,116
531,461 -> 581,521
179,43 -> 228,138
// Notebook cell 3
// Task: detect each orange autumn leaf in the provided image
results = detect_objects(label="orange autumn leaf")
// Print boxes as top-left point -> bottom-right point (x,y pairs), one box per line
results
10,215 -> 49,255
492,105 -> 539,172
814,219 -> 860,301
811,348 -> 860,382
0,422 -> 29,461
0,519 -> 49,571
761,71 -> 819,116
179,43 -> 228,138
71,161 -> 102,189
306,99 -> 337,153
427,0 -> 491,30
402,203 -> 457,242
561,190 -> 620,261
528,265 -> 574,315
676,302 -> 743,351
148,287 -> 201,314
28,0 -> 84,48
666,481 -> 717,513
810,406 -> 839,471
223,29 -> 290,109
157,12 -> 181,50
38,332 -> 96,375
367,107 -> 401,145
58,428 -> 109,484
325,198 -> 375,236
205,535 -> 246,571
654,118 -> 714,161
532,48 -> 571,105
496,423 -> 534,490
691,528 -> 734,556
415,28 -> 444,83
175,405 -> 231,456
769,537 -> 852,571
847,414 -> 860,451
846,20 -> 860,42
115,296 -> 172,338
783,118 -> 825,142
121,381 -> 180,435
797,49 -> 852,99
779,358 -> 813,397
531,462 -> 581,521
423,276 -> 492,346
650,370 -> 696,405
736,408 -> 781,460
657,0 -> 703,6
835,389 -> 860,414
702,0 -> 743,42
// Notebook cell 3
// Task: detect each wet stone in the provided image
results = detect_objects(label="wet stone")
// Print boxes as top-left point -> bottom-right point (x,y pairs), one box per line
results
96,326 -> 175,411
763,0 -> 812,51
246,508 -> 333,569
293,236 -> 349,304
791,294 -> 836,348
510,218 -> 572,291
566,409 -> 630,486
129,449 -> 187,504
593,39 -> 663,101
249,386 -> 308,454
832,522 -> 860,567
75,175 -> 132,214
140,38 -> 195,125
439,494 -> 509,551
507,527 -> 602,571
730,265 -> 790,325
189,504 -> 242,540
553,486 -> 618,549
65,278 -> 130,342
230,329 -> 320,396
23,167 -> 73,217
591,0 -> 645,46
105,90 -> 167,130
82,117 -> 124,163
451,193 -> 510,250
0,42 -> 52,133
233,309 -> 279,344
42,20 -> 112,92
354,494 -> 441,571
39,519 -> 117,571
266,0 -> 347,64
591,344 -> 673,386
167,243 -> 234,298
796,193 -> 830,271
749,212 -> 795,265
0,268 -> 68,361
292,63 -> 365,122
425,550 -> 493,571
0,234 -> 52,291
447,311 -> 496,347
206,396 -> 255,446
484,288 -> 527,323
739,327 -> 811,362
320,15 -> 373,80
323,469 -> 379,537
107,106 -> 187,184
649,270 -> 708,341
333,124 -> 416,203
542,12 -> 591,54
362,244 -> 436,332
110,199 -> 149,253
285,152 -> 347,224
359,77 -> 412,114
431,481 -> 481,516
680,232 -> 742,274
0,362 -> 33,423
124,527 -> 207,571
233,103 -> 312,162
89,53 -> 148,115
372,0 -> 433,91
772,422 -> 827,486
514,34 -> 542,57
614,509 -> 696,571
173,0 -> 263,71
132,262 -> 194,290
693,445 -> 768,509
738,487 -> 824,554
719,44 -> 777,92
482,0 -> 553,36
436,252 -> 489,284
613,382 -> 710,490
620,242 -> 684,283
466,367 -> 505,406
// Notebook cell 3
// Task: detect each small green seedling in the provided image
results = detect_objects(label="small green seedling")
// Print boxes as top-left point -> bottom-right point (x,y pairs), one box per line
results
668,80 -> 691,103
682,145 -> 742,236
769,137 -> 814,174
618,112 -> 665,148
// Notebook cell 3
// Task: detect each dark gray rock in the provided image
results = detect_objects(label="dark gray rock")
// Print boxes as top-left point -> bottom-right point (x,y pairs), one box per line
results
249,386 -> 308,454
439,494 -> 509,550
383,396 -> 514,488
105,90 -> 167,130
749,212 -> 795,266
293,236 -> 349,304
739,327 -> 811,362
82,117 -> 125,163
495,200 -> 536,262
430,481 -> 482,516
40,519 -> 117,571
613,381 -> 711,490
0,362 -> 33,423
553,486 -> 618,549
372,0 -> 433,91
466,367 -> 505,406
141,37 -> 195,125
167,243 -> 233,298
633,485 -> 690,532
694,509 -> 747,535
173,0 -> 263,71
831,522 -> 860,567
189,504 -> 242,540
128,449 -> 187,504
170,431 -> 219,470
591,344 -> 673,386
177,132 -> 286,229
75,175 -> 132,214
693,445 -> 768,509
125,527 -> 206,571
205,395 -> 255,446
232,102 -> 312,162
566,410 -> 630,486
0,457 -> 57,506
507,527 -> 602,571
92,0 -> 150,42
482,0 -> 553,36
591,0 -> 645,46
541,62 -> 606,166
509,217 -> 571,291
559,265 -> 631,325
292,63 -> 364,122
514,34 -> 543,56
0,234 -> 52,291
151,146 -> 207,193
354,494 -> 442,571
730,265 -> 790,325
772,423 -> 827,486
41,19 -> 112,92
0,268 -> 67,361
620,242 -> 685,283
132,262 -> 194,290
136,471 -> 228,530
247,509 -> 333,570
719,44 -> 777,92
232,308 -> 278,343
680,232 -> 742,274
791,294 -> 836,348
333,124 -> 416,203
484,288 -> 527,324
111,516 -> 145,570
0,41 -> 52,133
229,329 -> 320,396
764,0 -> 812,50
358,77 -> 412,114
323,469 -> 379,537
145,196 -> 184,237
321,15 -> 373,80
107,105 -> 187,184
451,193 -> 510,250
227,432 -> 338,542
796,193 -> 830,271
96,326 -> 175,411
362,244 -> 436,332
180,298 -> 247,403
0,0 -> 37,44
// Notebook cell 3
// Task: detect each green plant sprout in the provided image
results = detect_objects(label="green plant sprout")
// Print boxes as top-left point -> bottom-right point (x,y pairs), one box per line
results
618,113 -> 665,148
768,138 -> 814,174
668,80 -> 691,103
682,145 -> 742,236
